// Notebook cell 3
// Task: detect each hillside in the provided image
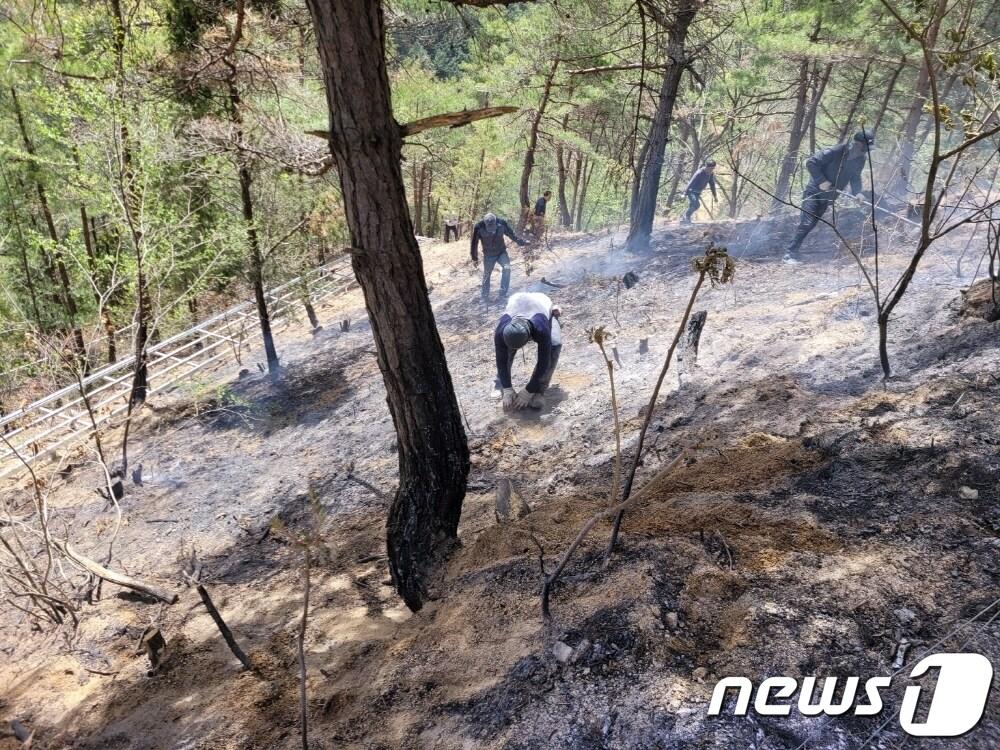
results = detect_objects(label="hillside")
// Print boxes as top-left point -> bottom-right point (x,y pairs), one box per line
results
2,218 -> 998,749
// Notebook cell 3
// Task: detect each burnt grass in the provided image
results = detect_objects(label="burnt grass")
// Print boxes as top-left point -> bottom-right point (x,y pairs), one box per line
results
4,225 -> 1000,750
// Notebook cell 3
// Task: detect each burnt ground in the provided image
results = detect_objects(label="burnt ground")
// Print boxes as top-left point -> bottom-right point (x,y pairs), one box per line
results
1,213 -> 998,750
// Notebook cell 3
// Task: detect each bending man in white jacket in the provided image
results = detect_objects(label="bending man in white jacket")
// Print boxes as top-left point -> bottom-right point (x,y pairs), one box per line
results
493,292 -> 562,411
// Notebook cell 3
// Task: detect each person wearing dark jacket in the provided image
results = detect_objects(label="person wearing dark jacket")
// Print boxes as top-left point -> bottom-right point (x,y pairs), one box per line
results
529,190 -> 552,238
682,160 -> 718,224
784,131 -> 875,262
471,212 -> 527,300
493,292 -> 562,411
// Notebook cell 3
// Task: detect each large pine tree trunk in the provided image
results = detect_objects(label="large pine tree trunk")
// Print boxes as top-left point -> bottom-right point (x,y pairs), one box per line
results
305,0 -> 470,612
625,0 -> 698,252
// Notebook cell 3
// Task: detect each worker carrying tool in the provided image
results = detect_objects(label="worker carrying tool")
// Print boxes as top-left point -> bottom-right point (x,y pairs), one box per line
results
784,130 -> 875,263
471,212 -> 527,301
493,292 -> 562,411
681,159 -> 718,224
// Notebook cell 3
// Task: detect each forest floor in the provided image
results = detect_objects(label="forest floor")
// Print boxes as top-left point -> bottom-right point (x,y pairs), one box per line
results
1,212 -> 999,750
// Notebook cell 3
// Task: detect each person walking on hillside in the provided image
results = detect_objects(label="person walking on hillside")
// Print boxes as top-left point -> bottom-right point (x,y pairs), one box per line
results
492,291 -> 562,411
444,213 -> 460,242
528,190 -> 552,239
784,130 -> 875,263
471,212 -> 527,301
681,160 -> 718,224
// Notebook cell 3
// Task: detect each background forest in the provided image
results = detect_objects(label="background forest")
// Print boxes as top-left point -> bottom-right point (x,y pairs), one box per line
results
3,0 -> 997,404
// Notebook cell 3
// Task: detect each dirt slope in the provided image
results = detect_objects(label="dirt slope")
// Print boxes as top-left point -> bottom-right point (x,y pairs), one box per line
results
1,216 -> 998,749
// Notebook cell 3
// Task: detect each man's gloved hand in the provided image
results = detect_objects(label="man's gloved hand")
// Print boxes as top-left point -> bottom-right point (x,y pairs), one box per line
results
819,180 -> 833,191
551,306 -> 561,319
529,392 -> 545,410
501,388 -> 516,410
513,389 -> 533,410
516,238 -> 528,246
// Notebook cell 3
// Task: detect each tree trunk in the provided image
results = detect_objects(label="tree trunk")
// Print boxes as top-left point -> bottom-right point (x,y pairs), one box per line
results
518,58 -> 559,230
0,164 -> 43,328
772,59 -> 811,211
556,145 -> 573,228
569,149 -> 584,221
625,0 -> 698,252
108,0 -> 150,407
807,62 -> 833,155
305,0 -> 470,612
226,76 -> 280,380
664,120 -> 693,213
838,59 -> 872,141
11,86 -> 87,362
575,159 -> 594,231
890,0 -> 946,200
412,162 -> 424,236
81,206 -> 118,364
873,57 -> 906,134
468,148 -> 486,227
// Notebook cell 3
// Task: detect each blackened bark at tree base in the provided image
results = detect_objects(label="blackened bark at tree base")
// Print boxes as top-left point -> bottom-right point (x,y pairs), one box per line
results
305,0 -> 469,611
878,316 -> 890,378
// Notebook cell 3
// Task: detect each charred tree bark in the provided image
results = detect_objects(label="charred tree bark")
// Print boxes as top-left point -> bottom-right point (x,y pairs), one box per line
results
625,0 -> 698,252
305,0 -> 470,612
518,58 -> 559,230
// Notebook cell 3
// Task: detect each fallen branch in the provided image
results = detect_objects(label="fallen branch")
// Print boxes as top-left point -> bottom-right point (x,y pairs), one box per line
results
52,539 -> 178,604
307,106 -> 518,142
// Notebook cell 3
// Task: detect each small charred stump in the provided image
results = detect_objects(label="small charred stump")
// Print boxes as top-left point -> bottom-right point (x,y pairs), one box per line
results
137,626 -> 166,673
495,478 -> 530,523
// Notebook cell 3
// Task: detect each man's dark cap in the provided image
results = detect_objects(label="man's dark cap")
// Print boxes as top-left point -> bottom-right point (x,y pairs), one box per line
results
705,159 -> 717,167
502,318 -> 532,350
854,130 -> 875,146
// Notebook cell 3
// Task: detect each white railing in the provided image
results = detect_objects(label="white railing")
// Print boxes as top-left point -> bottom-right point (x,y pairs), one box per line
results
0,258 -> 356,480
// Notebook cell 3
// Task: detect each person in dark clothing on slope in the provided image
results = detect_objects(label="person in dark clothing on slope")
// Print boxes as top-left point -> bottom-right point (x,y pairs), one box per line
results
784,130 -> 875,263
682,160 -> 718,224
529,190 -> 552,238
471,212 -> 527,300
